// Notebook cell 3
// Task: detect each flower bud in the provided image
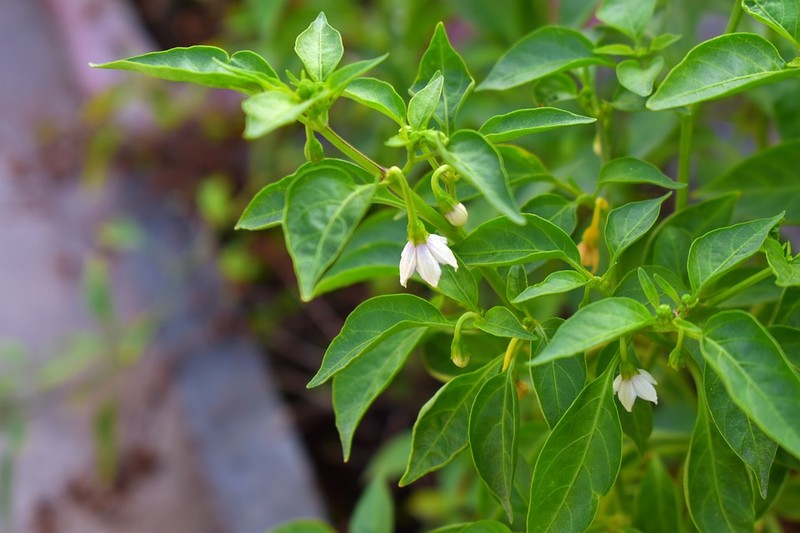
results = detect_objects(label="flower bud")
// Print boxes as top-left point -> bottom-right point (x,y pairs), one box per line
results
444,202 -> 468,226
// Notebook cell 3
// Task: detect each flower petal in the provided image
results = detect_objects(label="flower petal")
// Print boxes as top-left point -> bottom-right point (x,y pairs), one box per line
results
617,380 -> 636,412
636,368 -> 657,385
399,241 -> 416,287
632,375 -> 658,405
613,374 -> 622,393
426,234 -> 458,270
415,244 -> 442,287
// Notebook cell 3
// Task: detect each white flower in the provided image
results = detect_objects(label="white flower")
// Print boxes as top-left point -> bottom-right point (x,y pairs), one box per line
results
444,203 -> 468,226
399,234 -> 458,288
613,368 -> 658,412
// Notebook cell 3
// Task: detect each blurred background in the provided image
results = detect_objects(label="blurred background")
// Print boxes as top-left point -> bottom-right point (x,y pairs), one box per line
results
1,0 -> 798,532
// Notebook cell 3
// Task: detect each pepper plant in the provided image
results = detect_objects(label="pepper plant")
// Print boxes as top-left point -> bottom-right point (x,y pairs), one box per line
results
93,0 -> 800,530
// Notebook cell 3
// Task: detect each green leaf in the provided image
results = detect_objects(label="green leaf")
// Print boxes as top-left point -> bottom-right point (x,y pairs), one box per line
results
776,287 -> 800,327
242,92 -> 315,139
314,211 -> 405,296
614,265 -> 687,310
701,310 -> 800,459
769,325 -> 800,367
527,363 -> 622,533
327,54 -> 388,92
512,270 -> 588,303
294,12 -> 343,81
430,521 -> 513,533
704,364 -> 777,499
474,307 -> 536,340
530,320 -> 586,429
618,397 -> 653,455
333,328 -> 425,461
598,157 -> 684,190
401,359 -> 499,485
685,400 -> 755,532
270,520 -> 335,533
479,27 -> 607,91
637,268 -> 661,310
647,33 -> 796,110
349,477 -> 393,533
687,213 -> 783,295
616,57 -> 664,97
439,131 -> 524,224
437,256 -> 480,311
308,295 -> 451,387
236,174 -> 296,230
702,140 -> 800,224
284,163 -> 376,301
743,0 -> 800,47
90,46 -> 275,93
408,73 -> 444,130
522,194 -> 578,235
412,22 -> 475,131
597,0 -> 656,40
765,239 -> 800,287
634,456 -> 681,533
478,108 -> 595,142
605,193 -> 670,263
343,77 -> 406,125
455,214 -> 581,268
469,372 -> 519,520
533,298 -> 654,364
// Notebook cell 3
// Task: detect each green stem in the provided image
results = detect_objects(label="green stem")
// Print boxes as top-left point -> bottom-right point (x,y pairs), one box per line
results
676,109 -> 694,211
704,267 -> 773,307
306,120 -> 386,178
725,2 -> 743,33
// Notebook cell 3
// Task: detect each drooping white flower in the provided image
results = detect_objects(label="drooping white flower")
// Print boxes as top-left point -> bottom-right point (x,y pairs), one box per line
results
444,203 -> 468,226
399,234 -> 458,288
613,368 -> 658,412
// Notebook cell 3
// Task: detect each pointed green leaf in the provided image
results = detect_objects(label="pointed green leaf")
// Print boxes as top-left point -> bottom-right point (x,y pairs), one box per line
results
701,310 -> 800,459
743,0 -> 800,47
294,12 -> 343,81
687,213 -> 783,294
704,365 -> 777,499
614,266 -> 687,310
333,328 -> 425,460
455,214 -> 581,268
408,73 -> 444,130
343,77 -> 407,125
474,307 -> 536,340
401,360 -> 499,485
522,194 -> 578,235
314,211 -> 405,296
769,325 -> 800,367
327,54 -> 388,92
597,0 -> 656,40
512,271 -> 588,303
90,46 -> 275,93
605,193 -> 670,263
702,140 -> 800,224
308,295 -> 451,387
637,268 -> 661,310
439,131 -> 524,224
530,320 -> 586,429
412,22 -> 475,131
634,456 -> 681,533
479,108 -> 595,142
430,521 -> 513,533
685,401 -> 755,532
618,398 -> 653,455
647,33 -> 796,110
533,298 -> 654,364
469,372 -> 519,520
479,27 -> 607,91
349,477 -> 394,533
616,57 -> 664,97
765,239 -> 800,287
527,363 -> 622,533
598,157 -> 683,190
242,92 -> 315,139
236,174 -> 295,230
284,163 -> 375,301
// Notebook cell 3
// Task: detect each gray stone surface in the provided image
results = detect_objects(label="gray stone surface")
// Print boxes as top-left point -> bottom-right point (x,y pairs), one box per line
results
0,1 -> 325,531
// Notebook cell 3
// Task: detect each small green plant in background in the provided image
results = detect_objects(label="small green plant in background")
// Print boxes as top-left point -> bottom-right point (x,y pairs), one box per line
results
94,0 -> 800,531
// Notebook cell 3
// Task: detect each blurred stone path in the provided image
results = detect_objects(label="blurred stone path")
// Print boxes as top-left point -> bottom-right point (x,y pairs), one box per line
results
0,1 -> 324,532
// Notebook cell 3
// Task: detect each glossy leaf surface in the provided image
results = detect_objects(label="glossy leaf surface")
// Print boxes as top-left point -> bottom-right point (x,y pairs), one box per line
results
294,12 -> 343,81
479,108 -> 595,142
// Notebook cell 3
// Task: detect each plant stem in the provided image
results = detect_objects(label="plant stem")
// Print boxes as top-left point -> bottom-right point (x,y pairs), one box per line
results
725,2 -> 743,33
704,267 -> 773,307
676,110 -> 694,211
307,120 -> 387,178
